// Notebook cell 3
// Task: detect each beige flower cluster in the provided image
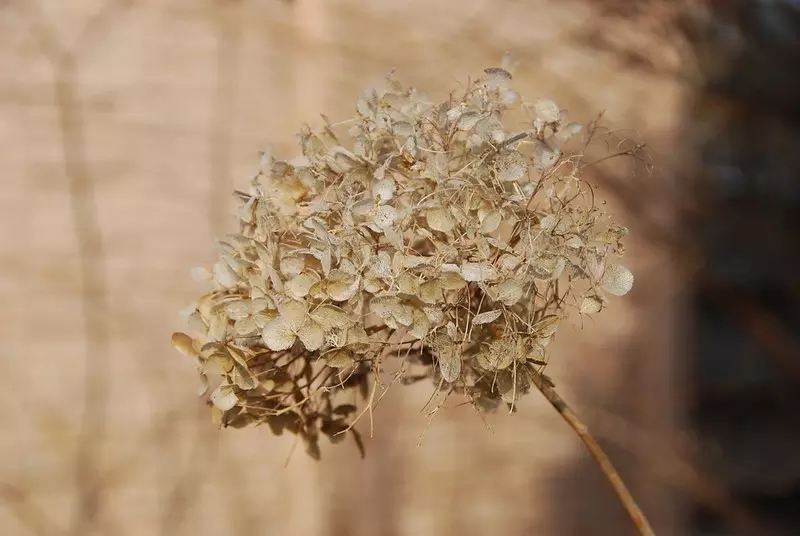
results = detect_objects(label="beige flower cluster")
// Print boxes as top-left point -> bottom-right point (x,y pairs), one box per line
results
172,55 -> 633,459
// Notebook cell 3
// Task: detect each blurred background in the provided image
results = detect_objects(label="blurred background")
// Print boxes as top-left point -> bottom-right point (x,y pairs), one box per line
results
1,0 -> 798,535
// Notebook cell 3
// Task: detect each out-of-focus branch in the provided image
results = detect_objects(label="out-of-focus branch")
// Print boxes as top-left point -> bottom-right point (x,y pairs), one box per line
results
16,2 -> 131,536
0,481 -> 64,536
578,406 -> 791,536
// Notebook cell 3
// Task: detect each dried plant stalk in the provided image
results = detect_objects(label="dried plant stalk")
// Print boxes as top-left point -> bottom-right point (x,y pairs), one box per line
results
531,372 -> 656,536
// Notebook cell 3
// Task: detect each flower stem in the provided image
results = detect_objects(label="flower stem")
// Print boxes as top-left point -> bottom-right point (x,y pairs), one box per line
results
531,372 -> 656,536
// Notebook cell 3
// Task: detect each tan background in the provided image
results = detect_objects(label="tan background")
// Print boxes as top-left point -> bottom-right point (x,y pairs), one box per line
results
0,1 -> 687,534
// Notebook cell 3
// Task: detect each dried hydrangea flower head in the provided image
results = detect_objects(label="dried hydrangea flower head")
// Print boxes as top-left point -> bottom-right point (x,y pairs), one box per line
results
172,55 -> 634,460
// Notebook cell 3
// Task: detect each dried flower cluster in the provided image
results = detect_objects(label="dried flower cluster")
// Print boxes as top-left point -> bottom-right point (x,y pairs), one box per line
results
172,55 -> 634,459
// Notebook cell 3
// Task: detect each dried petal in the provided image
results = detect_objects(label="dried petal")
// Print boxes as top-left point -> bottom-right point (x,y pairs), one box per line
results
297,320 -> 324,351
480,209 -> 502,234
286,272 -> 319,299
437,346 -> 461,383
278,300 -> 307,331
210,384 -> 238,411
532,315 -> 560,338
410,308 -> 430,340
261,319 -> 296,351
326,349 -> 355,368
601,264 -> 634,296
280,256 -> 306,277
495,150 -> 528,182
460,262 -> 499,282
311,304 -> 352,330
373,205 -> 398,229
473,310 -> 503,325
580,295 -> 604,314
426,207 -> 455,233
489,279 -> 524,306
535,99 -> 561,123
373,177 -> 396,202
171,332 -> 198,358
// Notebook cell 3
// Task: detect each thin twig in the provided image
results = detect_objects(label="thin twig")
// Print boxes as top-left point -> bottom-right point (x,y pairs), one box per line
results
531,372 -> 656,536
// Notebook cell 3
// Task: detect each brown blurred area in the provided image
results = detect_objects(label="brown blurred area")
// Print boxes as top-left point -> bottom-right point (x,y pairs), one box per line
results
1,1 -> 798,535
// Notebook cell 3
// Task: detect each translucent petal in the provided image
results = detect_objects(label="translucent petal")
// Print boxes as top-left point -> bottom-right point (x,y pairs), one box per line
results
497,253 -> 522,272
397,273 -> 419,295
384,226 -> 404,250
480,209 -> 502,234
494,151 -> 528,182
197,371 -> 209,397
278,300 -> 307,331
460,262 -> 499,282
532,140 -> 560,172
225,300 -> 251,320
171,332 -> 198,358
391,303 -> 414,327
286,272 -> 319,299
426,207 -> 455,233
458,111 -> 481,130
409,308 -> 430,340
261,319 -> 296,351
580,295 -> 604,314
601,264 -> 634,296
535,99 -> 561,123
423,306 -> 445,326
205,352 -> 234,376
532,315 -> 560,338
234,316 -> 257,335
311,304 -> 352,330
210,384 -> 238,411
438,272 -> 467,290
279,256 -> 306,277
233,362 -> 258,390
557,121 -> 583,142
372,177 -> 396,202
297,320 -> 324,351
213,260 -> 239,288
326,274 -> 359,302
345,325 -> 370,350
190,266 -> 212,282
327,349 -> 355,368
419,280 -> 443,304
438,347 -> 461,383
473,310 -> 503,325
373,205 -> 398,229
250,298 -> 268,312
404,255 -> 434,268
207,313 -> 228,342
252,311 -> 272,329
370,296 -> 401,319
483,67 -> 512,90
490,279 -> 524,306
